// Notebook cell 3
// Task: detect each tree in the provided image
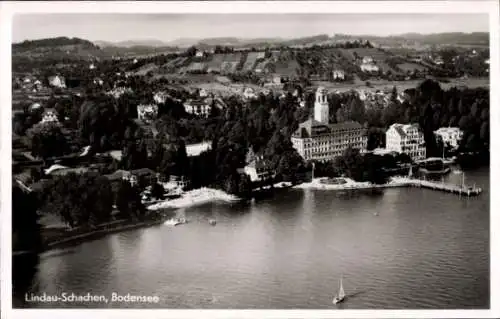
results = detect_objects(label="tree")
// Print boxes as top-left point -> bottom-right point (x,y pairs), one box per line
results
12,182 -> 41,253
12,183 -> 41,304
40,173 -> 113,228
27,123 -> 69,159
150,181 -> 165,200
115,180 -> 145,220
479,122 -> 489,142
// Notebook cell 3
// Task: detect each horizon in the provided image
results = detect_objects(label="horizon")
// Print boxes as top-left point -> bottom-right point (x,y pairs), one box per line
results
12,14 -> 489,44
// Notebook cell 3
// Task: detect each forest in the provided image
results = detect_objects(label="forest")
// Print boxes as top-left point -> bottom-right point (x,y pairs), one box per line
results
13,74 -> 490,234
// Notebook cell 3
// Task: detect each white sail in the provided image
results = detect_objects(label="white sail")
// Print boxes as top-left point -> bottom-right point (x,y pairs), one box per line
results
338,277 -> 345,299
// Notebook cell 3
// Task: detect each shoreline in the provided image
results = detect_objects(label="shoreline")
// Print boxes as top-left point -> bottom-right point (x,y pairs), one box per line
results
147,187 -> 240,210
28,173 -> 479,254
293,177 -> 409,190
30,187 -> 240,253
36,217 -> 168,253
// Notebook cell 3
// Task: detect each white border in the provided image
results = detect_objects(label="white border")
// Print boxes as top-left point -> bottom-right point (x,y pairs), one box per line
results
1,1 -> 499,319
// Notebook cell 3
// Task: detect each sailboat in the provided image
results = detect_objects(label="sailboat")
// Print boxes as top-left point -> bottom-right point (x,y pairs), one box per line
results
332,276 -> 346,304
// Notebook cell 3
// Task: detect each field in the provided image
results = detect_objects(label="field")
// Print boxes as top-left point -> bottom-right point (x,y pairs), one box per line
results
242,52 -> 265,72
254,59 -> 272,73
397,62 -> 427,73
190,81 -> 263,97
375,61 -> 400,74
134,63 -> 159,76
347,48 -> 390,62
182,62 -> 207,73
205,53 -> 242,73
312,77 -> 489,93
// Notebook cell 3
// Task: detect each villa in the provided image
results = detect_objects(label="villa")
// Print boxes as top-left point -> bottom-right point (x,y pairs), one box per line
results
434,127 -> 463,150
386,123 -> 426,161
137,104 -> 159,124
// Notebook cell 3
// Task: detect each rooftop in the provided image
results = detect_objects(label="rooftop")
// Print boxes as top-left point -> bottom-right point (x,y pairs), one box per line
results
388,123 -> 422,138
186,141 -> 212,157
294,119 -> 364,138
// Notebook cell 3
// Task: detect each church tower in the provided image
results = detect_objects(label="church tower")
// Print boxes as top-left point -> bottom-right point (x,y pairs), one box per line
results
314,87 -> 329,124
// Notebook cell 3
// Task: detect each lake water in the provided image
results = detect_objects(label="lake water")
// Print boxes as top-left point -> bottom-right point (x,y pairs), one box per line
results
18,167 -> 490,309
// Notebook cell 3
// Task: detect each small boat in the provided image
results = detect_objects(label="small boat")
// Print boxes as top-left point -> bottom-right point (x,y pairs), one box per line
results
332,275 -> 346,305
164,218 -> 187,226
374,212 -> 379,216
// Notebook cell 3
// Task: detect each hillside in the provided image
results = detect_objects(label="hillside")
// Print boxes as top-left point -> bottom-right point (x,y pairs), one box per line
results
12,37 -> 103,60
93,32 -> 489,51
13,37 -> 99,50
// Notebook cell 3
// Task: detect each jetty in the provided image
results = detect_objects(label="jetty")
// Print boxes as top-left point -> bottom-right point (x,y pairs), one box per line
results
392,177 -> 482,197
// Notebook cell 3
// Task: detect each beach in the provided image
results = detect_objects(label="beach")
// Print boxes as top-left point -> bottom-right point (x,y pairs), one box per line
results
294,177 -> 409,190
147,187 -> 240,210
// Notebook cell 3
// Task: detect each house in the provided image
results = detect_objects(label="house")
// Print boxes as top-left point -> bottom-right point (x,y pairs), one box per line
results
137,104 -> 159,123
256,52 -> 266,59
434,57 -> 444,65
362,56 -> 374,64
434,127 -> 463,150
357,90 -> 367,101
184,99 -> 211,117
243,87 -> 257,100
186,141 -> 212,157
40,108 -> 59,124
272,75 -> 281,85
361,63 -> 379,72
30,103 -> 42,112
195,50 -> 204,58
44,164 -> 90,176
199,88 -> 209,98
153,91 -> 170,104
243,149 -> 274,182
105,168 -> 156,187
48,75 -> 66,88
107,87 -> 133,99
163,175 -> 187,190
385,123 -> 426,161
332,69 -> 345,80
127,168 -> 156,186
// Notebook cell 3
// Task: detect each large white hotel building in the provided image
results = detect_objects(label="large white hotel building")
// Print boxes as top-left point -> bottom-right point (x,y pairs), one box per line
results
385,123 -> 426,161
291,87 -> 367,162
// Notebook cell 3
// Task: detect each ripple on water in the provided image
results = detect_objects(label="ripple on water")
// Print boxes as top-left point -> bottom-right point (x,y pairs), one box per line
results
28,170 -> 490,309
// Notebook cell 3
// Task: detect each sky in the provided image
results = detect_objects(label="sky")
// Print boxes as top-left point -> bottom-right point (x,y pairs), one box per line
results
12,13 -> 489,43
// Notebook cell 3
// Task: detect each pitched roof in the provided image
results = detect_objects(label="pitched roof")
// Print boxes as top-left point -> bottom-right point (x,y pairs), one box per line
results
130,168 -> 156,177
104,169 -> 129,181
293,119 -> 364,138
389,123 -> 422,138
390,124 -> 407,138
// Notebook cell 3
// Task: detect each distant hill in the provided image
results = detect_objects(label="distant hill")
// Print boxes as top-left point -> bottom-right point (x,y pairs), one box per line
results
94,39 -> 170,48
94,32 -> 488,50
13,37 -> 99,51
336,32 -> 489,47
12,32 -> 489,61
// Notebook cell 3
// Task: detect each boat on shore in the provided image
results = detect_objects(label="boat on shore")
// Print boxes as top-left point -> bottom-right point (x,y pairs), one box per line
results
418,157 -> 451,176
419,167 -> 451,175
164,218 -> 187,226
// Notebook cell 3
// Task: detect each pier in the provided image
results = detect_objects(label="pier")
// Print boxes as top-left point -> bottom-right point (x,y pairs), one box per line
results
393,177 -> 483,197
